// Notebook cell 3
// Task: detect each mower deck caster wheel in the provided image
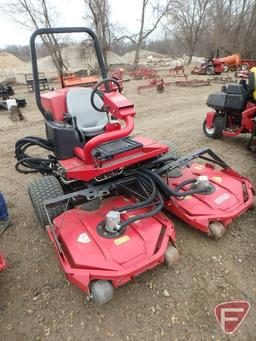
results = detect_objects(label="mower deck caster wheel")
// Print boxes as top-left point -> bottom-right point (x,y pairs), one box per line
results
248,197 -> 256,211
164,245 -> 179,267
208,222 -> 225,239
90,280 -> 114,306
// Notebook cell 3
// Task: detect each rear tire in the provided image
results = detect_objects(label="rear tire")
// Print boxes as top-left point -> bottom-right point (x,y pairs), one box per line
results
28,175 -> 65,228
203,116 -> 224,138
241,64 -> 248,71
223,64 -> 229,73
90,280 -> 114,306
161,141 -> 180,159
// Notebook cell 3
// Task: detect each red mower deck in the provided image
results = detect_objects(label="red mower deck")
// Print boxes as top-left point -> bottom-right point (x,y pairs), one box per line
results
46,195 -> 176,294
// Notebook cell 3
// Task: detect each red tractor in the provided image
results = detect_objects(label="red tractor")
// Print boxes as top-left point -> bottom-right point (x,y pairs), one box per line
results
203,68 -> 256,151
192,58 -> 224,75
15,27 -> 254,305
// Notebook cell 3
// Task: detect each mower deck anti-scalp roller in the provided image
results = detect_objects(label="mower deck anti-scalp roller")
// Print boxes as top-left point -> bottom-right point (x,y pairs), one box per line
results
15,27 -> 254,305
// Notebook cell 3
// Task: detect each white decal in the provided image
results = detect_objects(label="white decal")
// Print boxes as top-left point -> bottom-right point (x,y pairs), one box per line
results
214,193 -> 230,205
77,233 -> 91,243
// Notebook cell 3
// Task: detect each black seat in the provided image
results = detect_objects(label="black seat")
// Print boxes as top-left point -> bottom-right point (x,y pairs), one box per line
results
248,72 -> 256,103
207,84 -> 248,113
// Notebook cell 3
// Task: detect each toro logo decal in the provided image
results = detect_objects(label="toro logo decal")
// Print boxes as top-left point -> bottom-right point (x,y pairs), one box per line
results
214,301 -> 250,334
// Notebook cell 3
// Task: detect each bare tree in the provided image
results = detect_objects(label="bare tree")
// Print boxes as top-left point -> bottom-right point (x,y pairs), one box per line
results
208,0 -> 256,57
117,0 -> 172,69
84,0 -> 111,67
169,0 -> 210,63
1,0 -> 68,75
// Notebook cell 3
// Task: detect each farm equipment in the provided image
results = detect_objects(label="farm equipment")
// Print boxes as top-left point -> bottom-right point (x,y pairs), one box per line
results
130,68 -> 157,80
203,67 -> 256,151
137,77 -> 171,93
169,65 -> 184,76
170,67 -> 210,87
25,72 -> 49,93
15,27 -> 254,305
0,84 -> 14,100
60,74 -> 98,88
110,68 -> 124,92
208,74 -> 238,84
219,53 -> 256,72
192,58 -> 224,75
0,83 -> 26,120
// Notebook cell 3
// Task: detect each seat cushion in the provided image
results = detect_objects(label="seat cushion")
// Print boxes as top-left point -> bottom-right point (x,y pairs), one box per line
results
66,87 -> 108,136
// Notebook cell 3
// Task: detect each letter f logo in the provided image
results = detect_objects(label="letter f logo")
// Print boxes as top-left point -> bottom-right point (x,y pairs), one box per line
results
214,301 -> 250,334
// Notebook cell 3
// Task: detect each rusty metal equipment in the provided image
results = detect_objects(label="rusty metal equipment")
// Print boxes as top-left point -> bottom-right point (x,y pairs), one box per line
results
60,74 -> 98,88
137,77 -> 171,94
169,65 -> 185,77
208,75 -> 238,84
25,72 -> 49,93
174,68 -> 210,87
130,68 -> 157,80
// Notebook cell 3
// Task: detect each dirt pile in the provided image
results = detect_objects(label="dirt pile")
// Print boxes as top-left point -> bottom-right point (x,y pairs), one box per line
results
0,52 -> 25,69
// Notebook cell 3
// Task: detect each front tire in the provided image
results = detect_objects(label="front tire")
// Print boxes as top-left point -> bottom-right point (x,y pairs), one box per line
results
165,245 -> 179,267
206,66 -> 214,75
28,175 -> 65,228
208,222 -> 225,239
90,280 -> 114,305
203,116 -> 224,138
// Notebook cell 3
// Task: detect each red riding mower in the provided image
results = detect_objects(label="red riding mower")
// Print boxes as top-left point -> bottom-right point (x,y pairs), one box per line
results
192,58 -> 224,75
15,28 -> 254,305
203,67 -> 256,151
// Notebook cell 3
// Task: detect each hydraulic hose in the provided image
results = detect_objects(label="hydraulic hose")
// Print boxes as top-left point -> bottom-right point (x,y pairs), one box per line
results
141,168 -> 209,197
118,190 -> 164,231
116,171 -> 158,212
15,136 -> 55,174
175,179 -> 197,192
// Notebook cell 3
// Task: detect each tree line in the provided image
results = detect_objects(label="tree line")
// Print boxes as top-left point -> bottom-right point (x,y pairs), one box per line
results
1,0 -> 256,74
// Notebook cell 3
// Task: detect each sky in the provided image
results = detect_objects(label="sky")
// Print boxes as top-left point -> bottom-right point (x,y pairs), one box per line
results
0,0 -> 145,47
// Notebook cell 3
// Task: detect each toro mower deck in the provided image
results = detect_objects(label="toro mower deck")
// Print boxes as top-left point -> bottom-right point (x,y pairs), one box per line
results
15,27 -> 254,305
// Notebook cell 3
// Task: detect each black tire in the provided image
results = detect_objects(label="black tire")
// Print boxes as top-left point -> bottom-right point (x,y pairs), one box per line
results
241,64 -> 249,71
206,66 -> 214,75
203,116 -> 224,138
223,64 -> 229,73
161,141 -> 180,159
90,280 -> 114,305
28,175 -> 65,228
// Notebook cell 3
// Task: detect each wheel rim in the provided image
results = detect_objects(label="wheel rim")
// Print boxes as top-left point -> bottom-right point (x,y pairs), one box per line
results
205,123 -> 215,135
223,65 -> 228,72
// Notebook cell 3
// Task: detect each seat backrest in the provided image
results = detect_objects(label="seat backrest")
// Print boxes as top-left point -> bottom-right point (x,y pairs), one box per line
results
248,67 -> 256,102
66,87 -> 108,135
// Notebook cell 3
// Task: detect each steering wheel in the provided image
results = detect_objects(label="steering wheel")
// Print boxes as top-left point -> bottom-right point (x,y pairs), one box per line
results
90,78 -> 122,112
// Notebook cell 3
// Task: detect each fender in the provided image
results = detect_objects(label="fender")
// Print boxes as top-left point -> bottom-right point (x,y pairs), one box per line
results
206,111 -> 216,129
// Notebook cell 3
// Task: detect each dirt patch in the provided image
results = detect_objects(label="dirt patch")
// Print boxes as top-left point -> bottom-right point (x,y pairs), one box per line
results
0,52 -> 25,70
0,73 -> 255,341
